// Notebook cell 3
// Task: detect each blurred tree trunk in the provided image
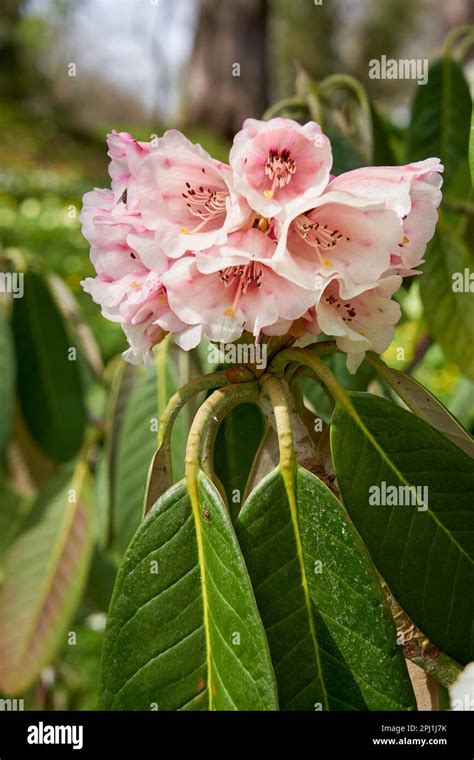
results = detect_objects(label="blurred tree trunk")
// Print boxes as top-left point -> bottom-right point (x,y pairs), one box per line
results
183,0 -> 268,137
0,0 -> 26,98
268,0 -> 337,101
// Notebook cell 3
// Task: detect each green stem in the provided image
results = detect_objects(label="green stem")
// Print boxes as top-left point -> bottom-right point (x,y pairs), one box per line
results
259,375 -> 296,494
262,95 -> 307,120
157,371 -> 231,449
199,382 -> 260,480
288,363 -> 335,411
443,24 -> 474,58
184,379 -> 260,710
301,339 -> 341,356
185,380 -> 260,491
407,645 -> 462,688
156,368 -> 252,489
384,586 -> 462,688
154,337 -> 171,442
318,73 -> 373,162
444,198 -> 474,215
271,347 -> 353,413
283,341 -> 339,385
294,68 -> 323,124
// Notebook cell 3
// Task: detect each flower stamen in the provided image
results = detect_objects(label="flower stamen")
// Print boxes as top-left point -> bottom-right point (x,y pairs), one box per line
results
295,215 -> 352,269
181,184 -> 227,234
219,261 -> 264,317
263,149 -> 296,198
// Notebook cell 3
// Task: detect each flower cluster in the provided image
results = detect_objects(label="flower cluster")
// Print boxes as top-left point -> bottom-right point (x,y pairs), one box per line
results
81,119 -> 443,372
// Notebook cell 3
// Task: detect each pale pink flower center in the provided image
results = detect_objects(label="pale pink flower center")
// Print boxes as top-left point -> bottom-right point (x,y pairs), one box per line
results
264,149 -> 296,198
181,182 -> 228,234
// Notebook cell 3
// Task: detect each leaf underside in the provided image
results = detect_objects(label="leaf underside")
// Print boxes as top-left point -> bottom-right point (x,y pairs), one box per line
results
0,468 -> 94,694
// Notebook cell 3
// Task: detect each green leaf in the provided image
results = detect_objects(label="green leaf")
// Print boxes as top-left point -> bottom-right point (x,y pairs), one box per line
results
100,359 -> 138,548
48,272 -> 104,380
470,105 -> 474,188
406,57 -> 471,183
113,365 -> 158,555
325,128 -> 364,175
0,462 -> 95,694
331,392 -> 474,664
0,481 -> 28,569
370,103 -> 396,165
99,476 -> 278,710
213,402 -> 265,520
0,308 -> 15,460
367,357 -> 474,458
12,270 -> 86,461
113,351 -> 188,555
236,466 -> 415,710
420,228 -> 474,379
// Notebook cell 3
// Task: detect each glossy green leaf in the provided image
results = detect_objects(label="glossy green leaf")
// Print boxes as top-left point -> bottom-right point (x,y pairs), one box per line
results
406,57 -> 471,183
0,462 -> 95,694
12,270 -> 86,461
367,357 -> 474,458
236,466 -> 415,711
0,308 -> 15,460
213,402 -> 265,520
331,392 -> 474,664
420,229 -> 474,379
99,476 -> 278,710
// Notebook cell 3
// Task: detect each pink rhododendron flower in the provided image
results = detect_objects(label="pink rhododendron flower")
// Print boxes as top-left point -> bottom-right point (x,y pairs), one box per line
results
80,120 -> 443,373
304,275 -> 402,373
107,130 -> 151,210
273,190 -> 403,295
80,140 -> 200,362
162,229 -> 318,344
230,118 -> 332,218
328,158 -> 443,275
136,130 -> 251,258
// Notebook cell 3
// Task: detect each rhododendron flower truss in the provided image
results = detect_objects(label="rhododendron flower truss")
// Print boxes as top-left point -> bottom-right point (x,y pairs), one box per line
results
69,88 -> 474,719
81,120 -> 443,373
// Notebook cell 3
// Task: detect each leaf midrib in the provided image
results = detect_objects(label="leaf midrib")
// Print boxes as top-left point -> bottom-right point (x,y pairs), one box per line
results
282,470 -> 331,710
12,464 -> 88,680
337,398 -> 474,567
